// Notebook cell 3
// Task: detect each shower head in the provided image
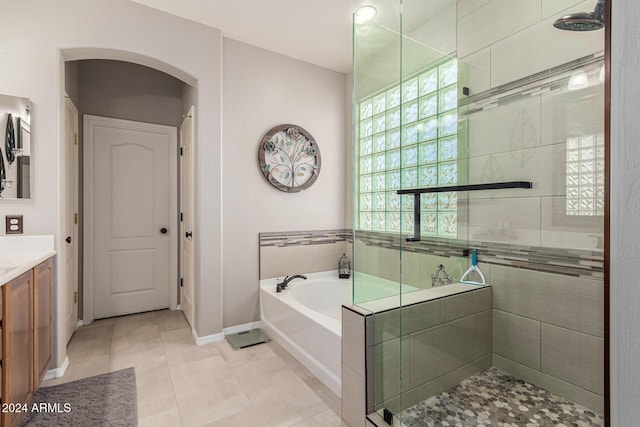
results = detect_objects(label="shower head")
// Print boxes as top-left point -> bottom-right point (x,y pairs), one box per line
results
553,0 -> 605,31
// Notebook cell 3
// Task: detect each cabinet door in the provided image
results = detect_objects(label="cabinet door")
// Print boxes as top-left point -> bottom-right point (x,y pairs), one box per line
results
34,258 -> 53,389
2,270 -> 34,427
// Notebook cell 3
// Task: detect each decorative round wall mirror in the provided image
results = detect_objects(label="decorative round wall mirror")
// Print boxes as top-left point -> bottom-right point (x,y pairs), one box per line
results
258,124 -> 321,193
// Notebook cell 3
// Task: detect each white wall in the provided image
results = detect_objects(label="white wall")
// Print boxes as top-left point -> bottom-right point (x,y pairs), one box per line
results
221,38 -> 347,327
611,0 -> 640,424
0,0 -> 223,368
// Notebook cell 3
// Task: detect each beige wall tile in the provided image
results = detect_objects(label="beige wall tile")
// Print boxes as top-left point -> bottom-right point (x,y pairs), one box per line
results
373,337 -> 407,404
468,144 -> 566,199
444,354 -> 492,390
540,85 -> 604,146
457,0 -> 491,19
460,47 -> 491,94
468,197 -> 542,246
314,241 -> 348,272
541,323 -> 604,394
408,311 -> 490,388
493,354 -> 604,415
468,96 -> 541,158
493,310 -> 541,369
399,376 -> 446,412
402,299 -> 447,337
458,310 -> 492,359
458,0 -> 541,58
411,4 -> 457,55
406,253 -> 468,289
490,264 -> 604,337
354,240 -> 401,282
343,307 -> 366,375
491,6 -> 603,87
342,364 -> 367,427
372,299 -> 446,345
542,0 -> 595,21
540,196 -> 605,250
260,245 -> 315,279
444,287 -> 492,321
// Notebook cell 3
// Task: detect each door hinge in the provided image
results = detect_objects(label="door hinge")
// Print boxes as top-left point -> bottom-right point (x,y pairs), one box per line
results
74,291 -> 78,304
74,213 -> 79,224
180,147 -> 183,156
180,212 -> 184,222
180,278 -> 184,287
74,133 -> 78,145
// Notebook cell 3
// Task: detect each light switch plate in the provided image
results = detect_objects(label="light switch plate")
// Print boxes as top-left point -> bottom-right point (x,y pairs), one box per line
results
5,215 -> 23,234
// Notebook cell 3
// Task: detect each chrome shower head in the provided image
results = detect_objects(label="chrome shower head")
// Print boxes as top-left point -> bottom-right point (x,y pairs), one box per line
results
553,0 -> 605,31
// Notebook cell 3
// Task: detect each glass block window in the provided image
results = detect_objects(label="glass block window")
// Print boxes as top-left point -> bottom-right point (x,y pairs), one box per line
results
357,60 -> 459,237
566,135 -> 604,216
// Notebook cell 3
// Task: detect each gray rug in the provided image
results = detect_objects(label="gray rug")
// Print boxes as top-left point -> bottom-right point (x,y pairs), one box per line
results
19,368 -> 137,427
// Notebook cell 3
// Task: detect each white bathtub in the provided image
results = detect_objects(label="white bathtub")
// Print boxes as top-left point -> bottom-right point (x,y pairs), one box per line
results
260,271 -> 349,397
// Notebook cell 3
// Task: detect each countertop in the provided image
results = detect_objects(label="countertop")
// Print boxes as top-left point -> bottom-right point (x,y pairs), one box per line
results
0,235 -> 56,285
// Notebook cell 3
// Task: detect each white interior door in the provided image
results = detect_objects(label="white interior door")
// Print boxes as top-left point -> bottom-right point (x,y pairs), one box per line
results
63,97 -> 79,343
84,115 -> 177,320
180,106 -> 195,328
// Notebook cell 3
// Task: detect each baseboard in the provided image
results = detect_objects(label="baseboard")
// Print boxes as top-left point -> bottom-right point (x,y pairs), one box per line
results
191,321 -> 262,346
43,356 -> 69,380
192,328 -> 225,346
223,321 -> 262,335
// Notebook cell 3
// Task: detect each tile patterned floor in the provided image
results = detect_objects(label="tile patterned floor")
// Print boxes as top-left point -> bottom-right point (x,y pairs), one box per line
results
399,367 -> 604,427
43,310 -> 346,427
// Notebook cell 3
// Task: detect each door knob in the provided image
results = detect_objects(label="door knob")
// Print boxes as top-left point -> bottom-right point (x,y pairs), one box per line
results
160,227 -> 168,234
185,231 -> 193,238
65,236 -> 72,244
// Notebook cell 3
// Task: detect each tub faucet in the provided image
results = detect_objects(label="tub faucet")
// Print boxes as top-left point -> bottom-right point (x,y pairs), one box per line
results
276,274 -> 307,292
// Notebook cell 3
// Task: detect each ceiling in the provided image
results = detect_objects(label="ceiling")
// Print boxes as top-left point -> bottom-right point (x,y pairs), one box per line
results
129,0 -> 453,74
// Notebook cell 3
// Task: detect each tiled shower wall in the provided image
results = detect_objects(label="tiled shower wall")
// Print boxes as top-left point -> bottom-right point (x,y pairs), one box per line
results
490,264 -> 604,414
258,229 -> 351,279
456,0 -> 606,415
459,0 -> 605,249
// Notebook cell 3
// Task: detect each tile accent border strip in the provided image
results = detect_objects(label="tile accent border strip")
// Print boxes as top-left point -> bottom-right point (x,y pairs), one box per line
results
259,229 -> 352,247
355,230 -> 604,280
258,229 -> 604,280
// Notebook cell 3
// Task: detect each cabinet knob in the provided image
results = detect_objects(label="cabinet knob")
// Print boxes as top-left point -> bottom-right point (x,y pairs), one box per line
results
65,236 -> 72,244
160,228 -> 168,234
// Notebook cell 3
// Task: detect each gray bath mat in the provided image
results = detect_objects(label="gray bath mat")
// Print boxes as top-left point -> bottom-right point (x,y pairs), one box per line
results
19,367 -> 137,427
226,328 -> 271,349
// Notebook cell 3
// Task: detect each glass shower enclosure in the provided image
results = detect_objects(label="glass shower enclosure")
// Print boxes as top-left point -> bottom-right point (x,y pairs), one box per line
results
351,0 -> 605,426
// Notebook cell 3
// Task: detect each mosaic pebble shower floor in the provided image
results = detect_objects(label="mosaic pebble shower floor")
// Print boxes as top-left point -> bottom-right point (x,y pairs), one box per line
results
398,367 -> 603,427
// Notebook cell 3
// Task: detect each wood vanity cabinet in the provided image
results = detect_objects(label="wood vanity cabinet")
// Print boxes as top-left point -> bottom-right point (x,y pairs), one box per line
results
33,259 -> 52,390
1,258 -> 53,427
2,269 -> 34,427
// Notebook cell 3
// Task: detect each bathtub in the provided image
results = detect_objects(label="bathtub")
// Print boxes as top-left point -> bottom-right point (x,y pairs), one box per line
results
260,271 -> 349,397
